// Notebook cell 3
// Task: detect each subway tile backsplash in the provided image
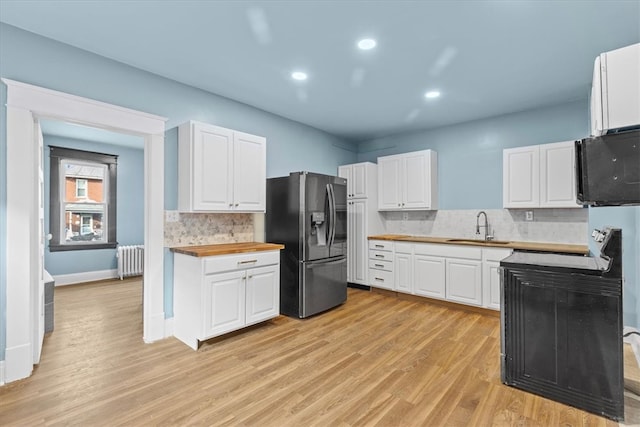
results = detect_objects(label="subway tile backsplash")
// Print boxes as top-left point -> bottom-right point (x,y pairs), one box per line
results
164,212 -> 254,247
381,208 -> 588,244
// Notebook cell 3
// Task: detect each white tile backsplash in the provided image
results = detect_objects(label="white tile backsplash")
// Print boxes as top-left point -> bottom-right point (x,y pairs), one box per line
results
164,212 -> 254,247
381,208 -> 588,244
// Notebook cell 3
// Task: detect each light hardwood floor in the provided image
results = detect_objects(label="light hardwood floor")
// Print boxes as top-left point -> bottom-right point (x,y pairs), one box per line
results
0,279 -> 631,426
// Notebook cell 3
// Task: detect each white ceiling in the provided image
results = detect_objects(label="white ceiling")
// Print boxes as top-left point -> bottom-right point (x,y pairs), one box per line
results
1,1 -> 639,142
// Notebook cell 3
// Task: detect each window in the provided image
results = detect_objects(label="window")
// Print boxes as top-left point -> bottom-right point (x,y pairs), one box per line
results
49,146 -> 118,251
76,178 -> 87,198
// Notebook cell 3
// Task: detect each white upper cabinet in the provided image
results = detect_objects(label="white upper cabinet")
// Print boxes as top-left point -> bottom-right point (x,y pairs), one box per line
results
539,142 -> 580,207
378,150 -> 438,210
503,141 -> 579,208
178,121 -> 266,212
339,162 -> 376,199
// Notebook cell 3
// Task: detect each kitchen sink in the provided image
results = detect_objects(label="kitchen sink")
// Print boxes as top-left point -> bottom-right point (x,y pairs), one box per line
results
446,238 -> 511,245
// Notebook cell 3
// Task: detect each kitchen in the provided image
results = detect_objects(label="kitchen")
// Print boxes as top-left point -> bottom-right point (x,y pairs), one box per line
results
1,1 -> 640,425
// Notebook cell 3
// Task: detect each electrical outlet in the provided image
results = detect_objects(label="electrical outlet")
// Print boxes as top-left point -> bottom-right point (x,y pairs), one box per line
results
403,212 -> 409,221
165,210 -> 180,223
525,211 -> 534,221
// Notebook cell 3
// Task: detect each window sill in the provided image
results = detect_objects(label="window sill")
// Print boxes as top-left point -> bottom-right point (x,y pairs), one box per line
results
49,242 -> 118,252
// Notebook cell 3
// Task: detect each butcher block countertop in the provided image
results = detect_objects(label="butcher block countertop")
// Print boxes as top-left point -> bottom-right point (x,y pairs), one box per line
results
368,234 -> 589,255
171,242 -> 284,257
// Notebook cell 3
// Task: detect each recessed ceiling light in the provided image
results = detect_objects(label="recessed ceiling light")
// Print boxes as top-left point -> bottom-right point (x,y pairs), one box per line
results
291,71 -> 308,81
425,91 -> 441,99
357,38 -> 377,50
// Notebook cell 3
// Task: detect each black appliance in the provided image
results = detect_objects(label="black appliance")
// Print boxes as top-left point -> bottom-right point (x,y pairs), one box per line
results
576,129 -> 640,206
265,172 -> 348,318
500,227 -> 624,421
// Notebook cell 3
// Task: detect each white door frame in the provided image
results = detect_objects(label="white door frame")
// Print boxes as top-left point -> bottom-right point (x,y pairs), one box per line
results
2,78 -> 168,383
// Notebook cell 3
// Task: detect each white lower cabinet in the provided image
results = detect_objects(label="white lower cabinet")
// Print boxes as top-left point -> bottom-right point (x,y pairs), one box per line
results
414,254 -> 446,299
377,241 -> 512,310
368,240 -> 394,290
174,250 -> 280,350
482,248 -> 513,310
394,243 -> 413,294
445,258 -> 483,306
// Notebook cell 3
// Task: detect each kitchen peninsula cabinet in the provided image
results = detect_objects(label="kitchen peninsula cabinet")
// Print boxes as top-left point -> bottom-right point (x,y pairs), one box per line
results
503,141 -> 580,208
377,150 -> 438,211
172,243 -> 282,350
178,120 -> 266,212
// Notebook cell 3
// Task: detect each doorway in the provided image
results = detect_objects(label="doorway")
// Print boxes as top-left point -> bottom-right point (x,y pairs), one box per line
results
3,78 -> 167,383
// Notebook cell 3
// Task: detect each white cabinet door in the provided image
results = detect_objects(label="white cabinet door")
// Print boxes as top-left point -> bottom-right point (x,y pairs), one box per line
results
483,261 -> 502,310
378,156 -> 402,210
601,43 -> 640,132
503,145 -> 540,208
233,132 -> 266,211
540,141 -> 580,208
394,252 -> 413,294
414,255 -> 446,299
446,258 -> 482,306
351,163 -> 368,199
245,265 -> 279,325
203,270 -> 246,338
192,123 -> 234,211
403,152 -> 429,209
351,199 -> 368,285
338,165 -> 352,197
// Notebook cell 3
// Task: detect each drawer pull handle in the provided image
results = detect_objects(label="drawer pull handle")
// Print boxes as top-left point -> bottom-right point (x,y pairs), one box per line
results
375,254 -> 384,258
374,264 -> 384,268
375,277 -> 384,281
375,244 -> 384,248
238,259 -> 258,265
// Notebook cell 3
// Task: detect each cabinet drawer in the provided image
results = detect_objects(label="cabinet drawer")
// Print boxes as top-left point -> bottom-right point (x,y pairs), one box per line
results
369,250 -> 393,262
415,243 -> 481,260
483,248 -> 513,262
395,242 -> 413,254
369,240 -> 393,251
204,250 -> 280,274
369,259 -> 393,272
369,268 -> 394,289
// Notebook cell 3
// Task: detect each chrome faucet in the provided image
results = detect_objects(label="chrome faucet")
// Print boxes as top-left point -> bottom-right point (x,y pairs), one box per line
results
476,211 -> 493,241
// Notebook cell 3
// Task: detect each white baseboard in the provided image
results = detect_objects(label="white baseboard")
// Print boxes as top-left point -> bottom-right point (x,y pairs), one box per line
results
5,343 -> 32,383
53,269 -> 118,286
0,360 -> 5,386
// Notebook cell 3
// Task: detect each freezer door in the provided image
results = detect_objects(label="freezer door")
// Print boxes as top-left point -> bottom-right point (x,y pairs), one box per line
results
329,182 -> 347,258
301,257 -> 347,318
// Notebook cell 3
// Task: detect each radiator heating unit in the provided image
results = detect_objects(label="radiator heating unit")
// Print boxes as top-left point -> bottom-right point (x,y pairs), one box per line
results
117,245 -> 144,280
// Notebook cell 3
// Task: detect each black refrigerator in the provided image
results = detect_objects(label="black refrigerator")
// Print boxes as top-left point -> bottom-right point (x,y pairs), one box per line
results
266,172 -> 348,318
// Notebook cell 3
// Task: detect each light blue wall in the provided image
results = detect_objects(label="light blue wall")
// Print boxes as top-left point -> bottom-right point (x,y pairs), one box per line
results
0,23 -> 357,361
43,135 -> 145,275
588,206 -> 640,329
358,100 -> 590,210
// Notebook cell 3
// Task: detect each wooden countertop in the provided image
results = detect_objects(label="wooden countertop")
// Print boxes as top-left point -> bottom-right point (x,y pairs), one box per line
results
368,234 -> 589,255
171,242 -> 284,257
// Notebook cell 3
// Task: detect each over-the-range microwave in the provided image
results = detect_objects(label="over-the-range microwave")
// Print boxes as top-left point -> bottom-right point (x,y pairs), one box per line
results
590,43 -> 640,136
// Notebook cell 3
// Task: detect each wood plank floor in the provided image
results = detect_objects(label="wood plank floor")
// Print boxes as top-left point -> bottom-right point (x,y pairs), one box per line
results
0,279 -> 632,426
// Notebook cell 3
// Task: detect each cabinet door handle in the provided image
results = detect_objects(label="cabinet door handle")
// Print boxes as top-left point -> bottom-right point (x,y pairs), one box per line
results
375,244 -> 384,248
235,203 -> 239,207
237,259 -> 258,265
375,254 -> 384,258
397,203 -> 401,207
374,264 -> 384,268
375,277 -> 384,281
229,203 -> 233,207
248,275 -> 253,279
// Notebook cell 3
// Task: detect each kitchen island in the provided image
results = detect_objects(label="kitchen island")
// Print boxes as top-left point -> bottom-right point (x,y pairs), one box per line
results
171,242 -> 284,350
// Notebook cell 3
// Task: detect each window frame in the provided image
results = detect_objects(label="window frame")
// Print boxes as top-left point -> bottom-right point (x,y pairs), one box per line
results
49,146 -> 118,252
75,178 -> 88,198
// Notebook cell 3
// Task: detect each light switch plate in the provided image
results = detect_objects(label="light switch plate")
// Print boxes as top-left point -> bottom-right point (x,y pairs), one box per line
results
165,210 -> 180,223
525,211 -> 534,221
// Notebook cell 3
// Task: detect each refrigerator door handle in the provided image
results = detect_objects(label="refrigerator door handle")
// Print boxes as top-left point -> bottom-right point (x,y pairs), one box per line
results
328,183 -> 336,247
326,183 -> 335,247
305,257 -> 346,268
